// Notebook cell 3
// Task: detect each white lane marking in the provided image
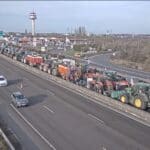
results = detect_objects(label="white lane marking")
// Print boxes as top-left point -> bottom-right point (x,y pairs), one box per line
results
23,77 -> 29,81
102,146 -> 107,150
46,90 -> 55,96
10,104 -> 56,150
130,113 -> 138,117
43,105 -> 54,114
88,114 -> 105,125
17,86 -> 21,89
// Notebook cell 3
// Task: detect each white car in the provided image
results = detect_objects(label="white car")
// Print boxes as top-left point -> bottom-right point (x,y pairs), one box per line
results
0,75 -> 8,86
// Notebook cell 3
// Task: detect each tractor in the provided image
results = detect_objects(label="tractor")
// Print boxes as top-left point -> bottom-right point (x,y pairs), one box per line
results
39,59 -> 52,73
111,82 -> 150,110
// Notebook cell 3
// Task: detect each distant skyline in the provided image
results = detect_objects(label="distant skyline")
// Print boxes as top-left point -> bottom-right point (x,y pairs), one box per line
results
0,1 -> 150,34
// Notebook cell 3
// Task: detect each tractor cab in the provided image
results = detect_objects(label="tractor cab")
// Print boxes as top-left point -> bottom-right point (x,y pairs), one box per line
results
132,82 -> 150,95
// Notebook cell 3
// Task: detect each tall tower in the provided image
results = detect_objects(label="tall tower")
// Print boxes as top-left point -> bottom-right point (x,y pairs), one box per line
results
29,11 -> 37,36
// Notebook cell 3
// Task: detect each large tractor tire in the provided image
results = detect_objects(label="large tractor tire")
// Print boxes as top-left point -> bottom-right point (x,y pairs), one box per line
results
133,94 -> 148,110
120,94 -> 129,104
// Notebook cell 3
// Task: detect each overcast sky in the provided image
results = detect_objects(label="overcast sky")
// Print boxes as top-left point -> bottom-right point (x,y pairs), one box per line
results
0,1 -> 149,34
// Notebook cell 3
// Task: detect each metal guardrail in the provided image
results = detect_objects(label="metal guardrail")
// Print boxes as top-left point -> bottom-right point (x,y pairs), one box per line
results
1,54 -> 150,126
0,128 -> 15,150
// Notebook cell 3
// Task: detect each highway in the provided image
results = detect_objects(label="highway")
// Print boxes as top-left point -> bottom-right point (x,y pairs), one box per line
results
0,57 -> 150,150
89,53 -> 150,80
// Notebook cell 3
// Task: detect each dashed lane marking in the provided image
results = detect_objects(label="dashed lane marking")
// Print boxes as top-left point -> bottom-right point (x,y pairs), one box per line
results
43,105 -> 54,114
88,113 -> 105,125
10,104 -> 56,150
46,90 -> 55,96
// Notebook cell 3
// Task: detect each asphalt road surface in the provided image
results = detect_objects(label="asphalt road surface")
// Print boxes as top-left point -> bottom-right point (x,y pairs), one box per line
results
0,57 -> 150,150
89,53 -> 150,81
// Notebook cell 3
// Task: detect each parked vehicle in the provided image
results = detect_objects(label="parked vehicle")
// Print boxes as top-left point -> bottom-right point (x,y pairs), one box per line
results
13,50 -> 26,61
0,75 -> 8,86
11,91 -> 29,108
24,54 -> 43,67
108,74 -> 130,90
57,64 -> 70,79
7,48 -> 15,58
1,42 -> 150,111
39,60 -> 52,73
111,82 -> 150,110
52,62 -> 61,76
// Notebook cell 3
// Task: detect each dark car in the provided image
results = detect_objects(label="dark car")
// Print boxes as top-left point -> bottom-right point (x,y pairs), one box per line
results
11,92 -> 29,107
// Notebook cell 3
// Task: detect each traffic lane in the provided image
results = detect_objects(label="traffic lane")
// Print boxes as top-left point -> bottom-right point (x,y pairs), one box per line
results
1,79 -> 101,150
90,60 -> 150,80
0,56 -> 150,149
0,59 -> 77,149
19,94 -> 148,150
1,57 -> 150,149
9,104 -> 55,150
0,98 -> 40,150
92,54 -> 150,76
0,64 -> 52,150
91,61 -> 150,80
0,85 -> 56,150
89,54 -> 150,79
43,85 -> 150,149
4,71 -> 150,150
1,57 -> 143,149
3,72 -> 106,150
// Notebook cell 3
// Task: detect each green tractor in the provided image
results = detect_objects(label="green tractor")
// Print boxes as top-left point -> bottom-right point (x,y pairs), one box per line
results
111,82 -> 150,110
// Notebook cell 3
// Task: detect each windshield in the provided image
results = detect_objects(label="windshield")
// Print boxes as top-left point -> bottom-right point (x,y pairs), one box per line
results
118,85 -> 129,90
16,94 -> 25,99
0,77 -> 5,81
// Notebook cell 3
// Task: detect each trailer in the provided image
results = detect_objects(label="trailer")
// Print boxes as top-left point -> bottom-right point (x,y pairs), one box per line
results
24,54 -> 43,67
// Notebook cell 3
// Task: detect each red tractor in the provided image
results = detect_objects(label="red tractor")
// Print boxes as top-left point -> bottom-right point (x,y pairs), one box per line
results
111,75 -> 130,90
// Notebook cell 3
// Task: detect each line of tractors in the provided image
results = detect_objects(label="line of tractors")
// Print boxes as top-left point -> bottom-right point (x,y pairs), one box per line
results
0,44 -> 150,110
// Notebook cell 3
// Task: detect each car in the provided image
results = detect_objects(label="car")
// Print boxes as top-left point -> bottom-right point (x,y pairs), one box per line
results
0,75 -> 8,86
11,91 -> 29,108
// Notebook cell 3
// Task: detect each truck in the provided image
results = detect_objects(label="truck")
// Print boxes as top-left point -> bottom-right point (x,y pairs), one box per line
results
57,64 -> 70,80
24,54 -> 43,67
39,60 -> 52,73
12,50 -> 28,61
